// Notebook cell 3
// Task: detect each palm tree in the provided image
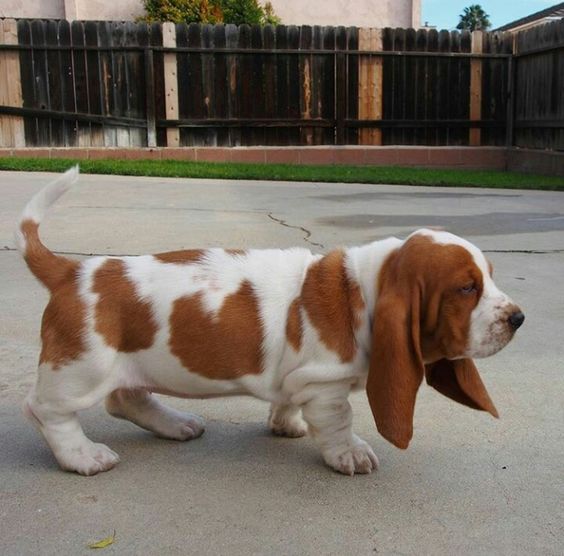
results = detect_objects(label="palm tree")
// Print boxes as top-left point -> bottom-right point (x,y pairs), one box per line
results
456,4 -> 491,31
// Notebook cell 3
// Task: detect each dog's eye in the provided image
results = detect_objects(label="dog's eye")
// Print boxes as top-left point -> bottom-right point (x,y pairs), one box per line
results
460,283 -> 477,294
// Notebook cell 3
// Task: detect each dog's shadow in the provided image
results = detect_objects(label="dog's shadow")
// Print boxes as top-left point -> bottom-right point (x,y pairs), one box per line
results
5,409 -> 327,477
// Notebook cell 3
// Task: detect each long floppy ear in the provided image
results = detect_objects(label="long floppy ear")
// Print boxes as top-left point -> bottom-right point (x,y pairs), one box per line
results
366,292 -> 424,449
425,358 -> 499,418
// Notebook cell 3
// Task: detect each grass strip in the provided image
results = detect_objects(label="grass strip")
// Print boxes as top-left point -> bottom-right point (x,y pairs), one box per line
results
0,157 -> 562,190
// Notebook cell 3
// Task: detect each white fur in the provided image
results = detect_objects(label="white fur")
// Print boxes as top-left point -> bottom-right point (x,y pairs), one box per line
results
415,229 -> 518,358
19,173 -> 518,476
15,166 -> 79,252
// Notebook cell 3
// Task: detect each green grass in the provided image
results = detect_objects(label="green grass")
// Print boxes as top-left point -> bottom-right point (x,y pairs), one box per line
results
1,157 -> 563,190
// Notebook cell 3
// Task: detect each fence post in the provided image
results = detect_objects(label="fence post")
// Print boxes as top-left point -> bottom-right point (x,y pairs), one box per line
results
0,19 -> 25,147
163,22 -> 180,147
145,48 -> 157,147
336,51 -> 347,145
335,27 -> 348,145
469,30 -> 483,146
505,54 -> 515,148
358,28 -> 383,145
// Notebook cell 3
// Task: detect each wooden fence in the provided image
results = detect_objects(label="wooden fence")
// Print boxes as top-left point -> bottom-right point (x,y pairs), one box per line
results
0,18 -> 562,150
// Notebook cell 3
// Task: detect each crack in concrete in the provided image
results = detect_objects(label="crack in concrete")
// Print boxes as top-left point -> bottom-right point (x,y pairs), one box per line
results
2,246 -> 130,257
67,205 -> 267,215
4,245 -> 561,257
267,213 -> 325,249
483,249 -> 564,254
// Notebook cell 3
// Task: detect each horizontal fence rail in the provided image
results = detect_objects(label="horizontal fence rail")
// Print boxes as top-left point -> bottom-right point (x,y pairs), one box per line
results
0,43 -> 514,58
0,18 -> 562,150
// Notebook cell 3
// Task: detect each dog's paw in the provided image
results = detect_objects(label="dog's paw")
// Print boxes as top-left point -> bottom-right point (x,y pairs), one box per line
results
154,412 -> 205,441
323,436 -> 379,476
56,441 -> 120,476
269,413 -> 308,438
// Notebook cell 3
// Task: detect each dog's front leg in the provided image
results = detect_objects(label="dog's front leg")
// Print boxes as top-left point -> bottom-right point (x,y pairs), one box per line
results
297,382 -> 379,476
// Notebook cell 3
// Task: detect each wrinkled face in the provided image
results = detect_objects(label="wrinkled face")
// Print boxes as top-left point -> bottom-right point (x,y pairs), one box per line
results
406,230 -> 524,361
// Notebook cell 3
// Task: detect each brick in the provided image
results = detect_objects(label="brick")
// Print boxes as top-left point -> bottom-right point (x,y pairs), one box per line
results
333,148 -> 366,165
264,148 -> 300,165
428,148 -> 463,167
161,148 -> 196,161
121,148 -> 162,161
481,148 -> 506,170
512,150 -> 554,175
551,153 -> 564,177
0,148 -> 13,157
509,152 -> 540,174
537,156 -> 553,175
88,148 -> 123,160
459,148 -> 506,170
363,148 -> 399,165
396,147 -> 430,167
195,148 -> 233,163
230,149 -> 266,164
50,148 -> 90,160
298,148 -> 335,165
11,148 -> 51,158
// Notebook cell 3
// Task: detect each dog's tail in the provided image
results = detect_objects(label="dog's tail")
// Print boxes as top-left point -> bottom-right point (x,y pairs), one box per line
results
15,166 -> 80,291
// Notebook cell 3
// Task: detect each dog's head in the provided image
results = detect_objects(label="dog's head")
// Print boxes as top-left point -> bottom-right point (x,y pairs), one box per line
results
366,229 -> 524,449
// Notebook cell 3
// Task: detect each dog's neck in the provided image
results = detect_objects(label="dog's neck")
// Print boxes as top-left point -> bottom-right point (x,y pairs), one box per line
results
345,236 -> 404,322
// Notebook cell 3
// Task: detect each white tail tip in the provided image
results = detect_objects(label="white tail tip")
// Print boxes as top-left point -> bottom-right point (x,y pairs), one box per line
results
15,165 -> 80,252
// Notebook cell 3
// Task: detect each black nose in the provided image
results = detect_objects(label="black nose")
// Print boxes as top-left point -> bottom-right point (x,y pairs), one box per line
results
508,311 -> 525,330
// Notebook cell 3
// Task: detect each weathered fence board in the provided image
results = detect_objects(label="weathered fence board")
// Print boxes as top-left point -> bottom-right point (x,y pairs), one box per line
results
84,21 -> 104,146
317,25 -> 334,144
358,28 -> 383,145
70,21 -> 88,146
514,19 -> 564,151
262,24 -> 276,146
481,31 -> 513,146
470,31 -> 483,146
16,20 -> 36,145
414,28 -> 428,145
163,22 -> 179,147
1,19 -> 562,151
299,25 -> 313,145
346,27 -> 359,145
380,27 -> 476,146
0,19 -> 24,147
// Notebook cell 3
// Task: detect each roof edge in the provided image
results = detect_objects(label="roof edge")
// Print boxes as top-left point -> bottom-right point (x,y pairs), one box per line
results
494,2 -> 564,31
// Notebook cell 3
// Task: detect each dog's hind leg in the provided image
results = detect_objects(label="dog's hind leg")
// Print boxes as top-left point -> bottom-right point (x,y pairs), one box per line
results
268,402 -> 308,438
105,389 -> 205,441
23,361 -> 120,476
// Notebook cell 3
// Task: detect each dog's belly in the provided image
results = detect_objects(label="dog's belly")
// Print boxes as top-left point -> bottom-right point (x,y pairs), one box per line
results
125,339 -> 281,402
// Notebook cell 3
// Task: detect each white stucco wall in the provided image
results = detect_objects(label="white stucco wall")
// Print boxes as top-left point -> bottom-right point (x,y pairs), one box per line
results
0,0 -> 421,28
0,0 -> 144,20
267,0 -> 421,28
75,0 -> 144,21
0,0 -> 64,19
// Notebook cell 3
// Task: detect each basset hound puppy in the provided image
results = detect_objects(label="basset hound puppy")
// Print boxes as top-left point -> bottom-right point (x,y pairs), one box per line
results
17,167 -> 524,476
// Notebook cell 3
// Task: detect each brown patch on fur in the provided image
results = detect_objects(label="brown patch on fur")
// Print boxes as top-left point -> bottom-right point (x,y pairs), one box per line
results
39,262 -> 86,370
367,234 -> 495,450
425,358 -> 499,418
301,250 -> 365,363
374,236 -> 484,362
286,298 -> 303,352
20,219 -> 78,291
154,249 -> 204,264
154,249 -> 245,264
93,259 -> 158,352
169,280 -> 264,379
19,219 -> 87,369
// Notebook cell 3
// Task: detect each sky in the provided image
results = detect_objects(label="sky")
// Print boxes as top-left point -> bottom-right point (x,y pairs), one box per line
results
422,0 -> 560,30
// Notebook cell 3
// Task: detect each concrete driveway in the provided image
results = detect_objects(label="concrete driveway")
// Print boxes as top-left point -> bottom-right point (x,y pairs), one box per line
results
1,171 -> 563,555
